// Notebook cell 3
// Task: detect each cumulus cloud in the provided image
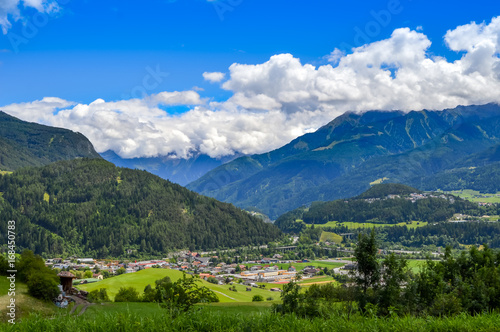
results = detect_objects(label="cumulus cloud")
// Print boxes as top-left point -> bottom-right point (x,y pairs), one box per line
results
203,71 -> 226,83
3,17 -> 500,160
0,0 -> 60,34
221,21 -> 500,117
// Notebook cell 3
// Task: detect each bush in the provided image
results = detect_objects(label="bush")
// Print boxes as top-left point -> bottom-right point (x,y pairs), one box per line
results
27,271 -> 60,302
207,276 -> 218,284
88,288 -> 110,303
115,287 -> 140,302
252,295 -> 264,302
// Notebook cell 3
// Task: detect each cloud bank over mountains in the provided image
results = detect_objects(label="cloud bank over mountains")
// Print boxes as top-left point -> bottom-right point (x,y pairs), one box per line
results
3,17 -> 500,159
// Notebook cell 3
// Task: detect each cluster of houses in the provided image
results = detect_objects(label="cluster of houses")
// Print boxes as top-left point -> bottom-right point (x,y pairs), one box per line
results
46,253 -> 323,287
364,192 -> 455,204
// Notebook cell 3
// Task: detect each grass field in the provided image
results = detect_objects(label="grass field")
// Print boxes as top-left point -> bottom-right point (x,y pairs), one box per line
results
77,268 -> 186,300
83,301 -> 274,318
407,260 -> 425,273
442,189 -> 500,205
297,276 -> 335,284
319,231 -> 342,244
77,268 -> 284,303
309,220 -> 428,229
4,304 -> 500,332
247,261 -> 345,271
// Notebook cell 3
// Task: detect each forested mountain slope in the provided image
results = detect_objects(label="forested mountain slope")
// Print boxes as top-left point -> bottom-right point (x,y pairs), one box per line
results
0,111 -> 100,170
0,159 -> 281,257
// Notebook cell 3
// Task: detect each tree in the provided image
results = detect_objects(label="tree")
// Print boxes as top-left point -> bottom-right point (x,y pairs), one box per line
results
157,274 -> 219,315
353,229 -> 380,311
115,267 -> 126,275
277,281 -> 302,314
377,253 -> 408,315
142,284 -> 156,302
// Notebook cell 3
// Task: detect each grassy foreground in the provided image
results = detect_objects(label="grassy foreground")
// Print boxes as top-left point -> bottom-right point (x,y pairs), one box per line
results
0,281 -> 58,324
1,307 -> 500,332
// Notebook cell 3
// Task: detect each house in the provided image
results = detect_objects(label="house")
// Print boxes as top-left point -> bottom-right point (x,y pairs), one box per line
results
77,258 -> 95,264
288,266 -> 296,272
302,267 -> 319,275
194,257 -> 211,265
93,273 -> 103,280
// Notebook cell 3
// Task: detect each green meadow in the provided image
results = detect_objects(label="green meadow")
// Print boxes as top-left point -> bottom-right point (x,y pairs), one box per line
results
310,220 -> 428,229
246,260 -> 345,271
442,189 -> 500,205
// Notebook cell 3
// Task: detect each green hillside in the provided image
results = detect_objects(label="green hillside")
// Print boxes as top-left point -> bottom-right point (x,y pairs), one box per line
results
0,159 -> 281,257
274,183 -> 491,233
188,104 -> 500,218
0,111 -> 101,171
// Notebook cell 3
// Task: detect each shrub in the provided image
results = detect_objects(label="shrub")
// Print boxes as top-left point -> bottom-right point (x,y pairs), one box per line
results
252,295 -> 264,302
115,287 -> 140,302
27,271 -> 60,302
88,288 -> 110,303
207,276 -> 218,284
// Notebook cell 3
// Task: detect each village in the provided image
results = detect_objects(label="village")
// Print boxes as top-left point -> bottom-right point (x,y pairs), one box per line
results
45,252 -> 341,294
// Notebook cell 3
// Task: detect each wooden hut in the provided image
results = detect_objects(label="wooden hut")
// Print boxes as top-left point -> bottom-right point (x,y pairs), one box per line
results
57,271 -> 76,293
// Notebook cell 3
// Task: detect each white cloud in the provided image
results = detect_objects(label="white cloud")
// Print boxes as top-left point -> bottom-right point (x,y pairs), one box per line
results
0,0 -> 60,34
221,19 -> 500,116
149,90 -> 203,105
3,17 -> 500,160
203,71 -> 226,83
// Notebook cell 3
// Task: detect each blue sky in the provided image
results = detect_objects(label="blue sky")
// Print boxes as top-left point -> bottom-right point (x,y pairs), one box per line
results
0,0 -> 497,105
1,0 -> 500,159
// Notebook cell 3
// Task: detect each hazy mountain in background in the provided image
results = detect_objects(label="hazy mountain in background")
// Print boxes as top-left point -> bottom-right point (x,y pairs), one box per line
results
100,150 -> 240,186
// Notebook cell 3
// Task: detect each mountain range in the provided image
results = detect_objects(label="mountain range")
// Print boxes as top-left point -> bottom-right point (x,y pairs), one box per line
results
187,104 -> 500,219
